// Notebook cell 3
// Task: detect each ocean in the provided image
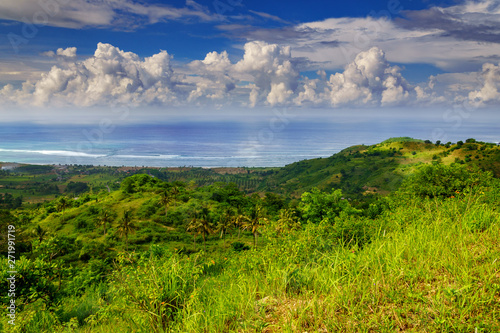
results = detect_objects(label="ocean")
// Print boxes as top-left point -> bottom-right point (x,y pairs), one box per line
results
1,110 -> 499,167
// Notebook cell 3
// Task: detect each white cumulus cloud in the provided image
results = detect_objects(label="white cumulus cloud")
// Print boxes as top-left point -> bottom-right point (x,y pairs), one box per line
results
324,47 -> 411,106
2,43 -> 178,107
234,41 -> 299,106
468,63 -> 500,105
3,41 -> 500,110
187,51 -> 235,104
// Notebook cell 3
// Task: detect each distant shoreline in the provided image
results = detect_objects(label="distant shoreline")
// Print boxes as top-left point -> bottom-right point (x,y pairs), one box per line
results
0,161 -> 275,173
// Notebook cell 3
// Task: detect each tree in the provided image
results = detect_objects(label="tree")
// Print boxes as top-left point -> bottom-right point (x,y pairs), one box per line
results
187,215 -> 200,251
187,207 -> 214,251
33,225 -> 47,243
56,197 -> 71,221
216,208 -> 234,242
276,208 -> 300,236
232,208 -> 248,239
398,163 -> 492,199
242,205 -> 267,248
170,185 -> 180,197
158,190 -> 173,218
65,181 -> 89,195
299,188 -> 360,224
262,192 -> 285,215
96,210 -> 113,236
117,209 -> 136,249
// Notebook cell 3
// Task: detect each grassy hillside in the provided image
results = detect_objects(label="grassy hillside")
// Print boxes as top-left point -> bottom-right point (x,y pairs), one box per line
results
0,163 -> 278,205
1,137 -> 500,331
1,161 -> 499,332
258,138 -> 500,197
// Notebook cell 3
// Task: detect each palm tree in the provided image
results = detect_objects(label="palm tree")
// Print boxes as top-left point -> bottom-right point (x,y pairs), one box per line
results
170,185 -> 180,197
243,205 -> 267,248
158,190 -> 173,218
187,215 -> 200,251
216,208 -> 233,242
276,208 -> 300,237
56,197 -> 70,221
117,209 -> 136,249
33,225 -> 47,243
187,207 -> 214,251
96,210 -> 113,236
232,208 -> 248,239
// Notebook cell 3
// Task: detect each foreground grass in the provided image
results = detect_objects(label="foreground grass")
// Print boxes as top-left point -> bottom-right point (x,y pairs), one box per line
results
5,193 -> 500,332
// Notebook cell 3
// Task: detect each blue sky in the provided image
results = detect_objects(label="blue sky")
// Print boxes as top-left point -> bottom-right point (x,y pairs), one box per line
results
1,0 -> 500,121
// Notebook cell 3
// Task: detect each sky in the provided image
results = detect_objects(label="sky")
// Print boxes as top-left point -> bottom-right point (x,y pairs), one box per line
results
0,0 -> 500,123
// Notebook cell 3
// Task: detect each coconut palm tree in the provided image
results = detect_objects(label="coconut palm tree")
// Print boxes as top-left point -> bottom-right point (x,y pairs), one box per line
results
158,190 -> 173,218
96,209 -> 113,236
216,208 -> 234,242
187,207 -> 214,251
170,185 -> 180,197
243,205 -> 267,248
276,208 -> 300,237
232,208 -> 248,239
187,215 -> 200,251
33,225 -> 47,243
56,196 -> 71,221
117,209 -> 136,249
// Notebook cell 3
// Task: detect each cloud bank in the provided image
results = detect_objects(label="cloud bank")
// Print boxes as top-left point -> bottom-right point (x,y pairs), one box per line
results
1,43 -> 177,107
1,41 -> 500,110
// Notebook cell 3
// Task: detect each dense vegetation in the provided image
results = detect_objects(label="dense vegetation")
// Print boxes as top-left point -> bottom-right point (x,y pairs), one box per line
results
1,138 -> 499,332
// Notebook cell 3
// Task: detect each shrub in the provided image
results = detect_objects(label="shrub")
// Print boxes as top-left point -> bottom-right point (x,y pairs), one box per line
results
120,174 -> 166,194
231,242 -> 250,252
111,254 -> 202,331
137,199 -> 159,218
298,188 -> 361,223
330,214 -> 380,248
398,164 -> 492,199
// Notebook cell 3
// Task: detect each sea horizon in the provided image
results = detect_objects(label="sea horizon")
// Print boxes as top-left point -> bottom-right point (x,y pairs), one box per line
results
1,110 -> 499,168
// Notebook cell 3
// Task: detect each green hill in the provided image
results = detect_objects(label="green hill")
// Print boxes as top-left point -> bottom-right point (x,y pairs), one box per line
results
257,137 -> 500,197
1,137 -> 500,332
2,137 -> 499,205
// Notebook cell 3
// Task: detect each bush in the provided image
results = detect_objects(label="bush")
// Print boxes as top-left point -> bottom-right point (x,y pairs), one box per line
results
137,199 -> 159,218
398,164 -> 492,199
74,217 -> 88,230
120,174 -> 166,194
65,182 -> 89,195
298,188 -> 361,223
329,214 -> 381,248
231,242 -> 250,252
111,254 -> 202,330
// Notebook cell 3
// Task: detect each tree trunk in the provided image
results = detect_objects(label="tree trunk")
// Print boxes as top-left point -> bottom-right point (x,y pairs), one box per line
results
193,234 -> 196,251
